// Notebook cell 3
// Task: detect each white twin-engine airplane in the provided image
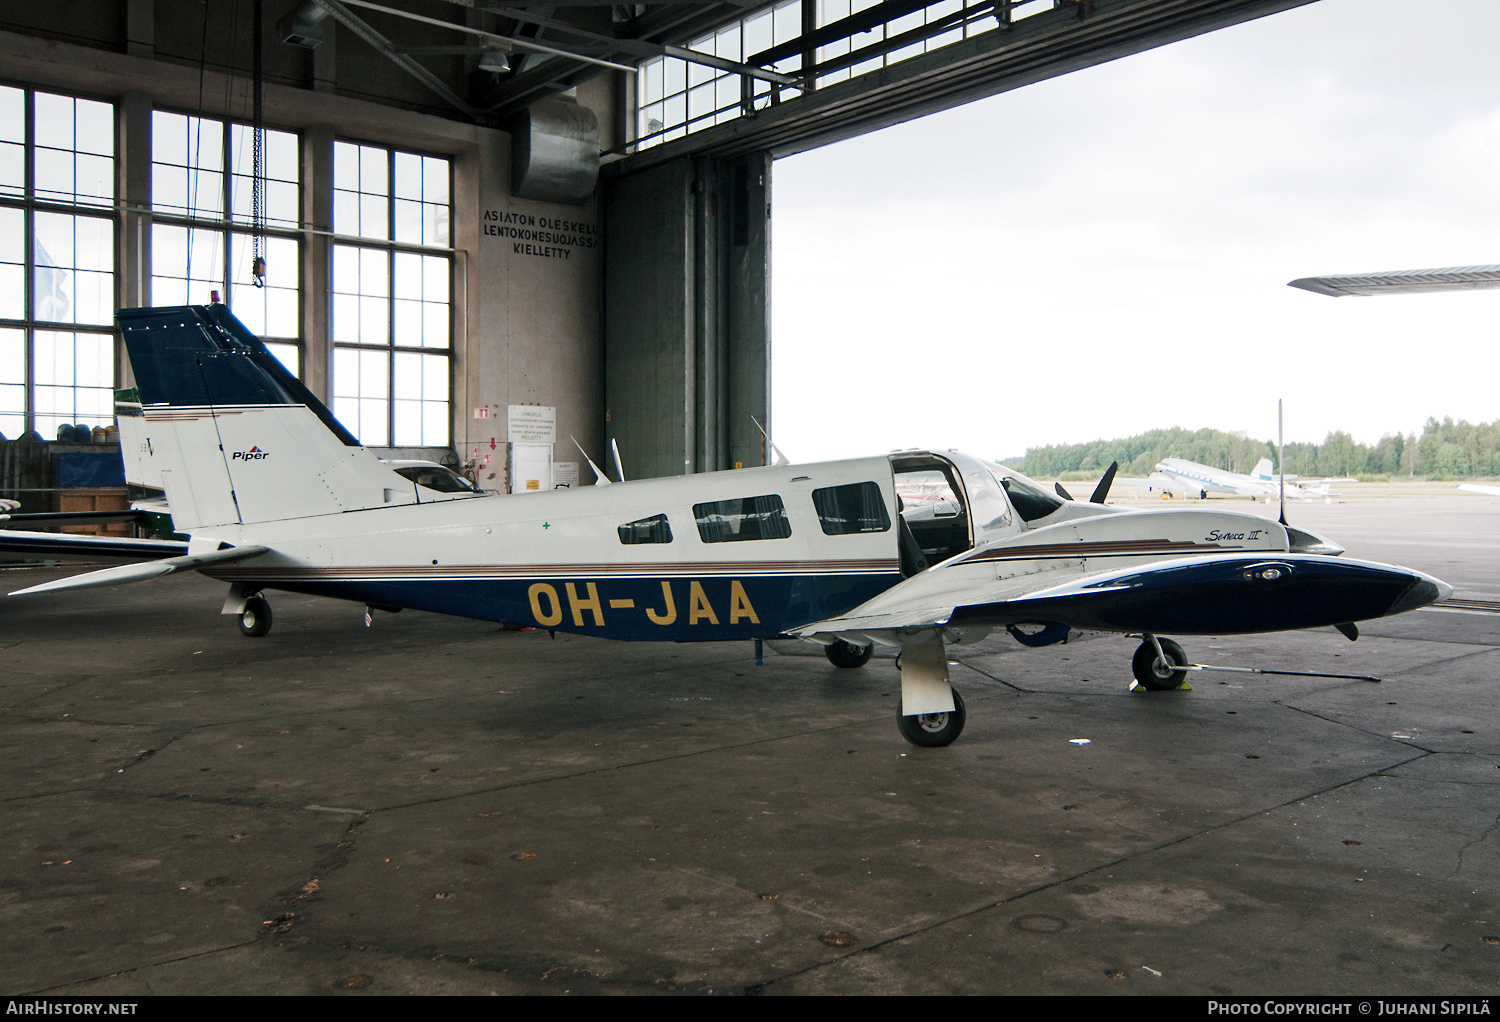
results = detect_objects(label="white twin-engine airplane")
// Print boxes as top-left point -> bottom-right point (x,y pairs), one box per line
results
1,306 -> 1452,747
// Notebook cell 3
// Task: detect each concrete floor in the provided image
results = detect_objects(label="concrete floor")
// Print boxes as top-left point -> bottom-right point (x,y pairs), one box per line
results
2,495 -> 1498,995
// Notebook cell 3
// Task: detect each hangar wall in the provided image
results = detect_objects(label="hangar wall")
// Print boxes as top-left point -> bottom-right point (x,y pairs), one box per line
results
0,14 -> 611,489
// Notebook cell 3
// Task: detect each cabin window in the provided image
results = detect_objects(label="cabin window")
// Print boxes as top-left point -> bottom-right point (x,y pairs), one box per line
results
693,495 -> 791,543
618,513 -> 673,545
813,481 -> 890,535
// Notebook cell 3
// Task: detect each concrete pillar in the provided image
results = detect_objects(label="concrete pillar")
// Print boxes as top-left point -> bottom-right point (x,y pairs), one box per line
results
312,19 -> 336,94
118,90 -> 152,388
300,124 -> 333,400
125,0 -> 154,60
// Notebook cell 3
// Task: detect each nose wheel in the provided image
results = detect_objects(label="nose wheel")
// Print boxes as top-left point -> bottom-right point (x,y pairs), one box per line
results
1132,636 -> 1187,690
238,595 -> 273,637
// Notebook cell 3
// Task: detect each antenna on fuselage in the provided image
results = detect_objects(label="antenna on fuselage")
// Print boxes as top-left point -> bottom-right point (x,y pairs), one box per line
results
610,438 -> 626,483
750,416 -> 789,467
1277,399 -> 1287,527
571,436 -> 610,486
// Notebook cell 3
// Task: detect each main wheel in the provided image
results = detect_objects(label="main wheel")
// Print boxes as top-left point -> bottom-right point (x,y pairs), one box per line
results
897,688 -> 966,747
825,639 -> 874,668
239,596 -> 272,638
1132,637 -> 1187,690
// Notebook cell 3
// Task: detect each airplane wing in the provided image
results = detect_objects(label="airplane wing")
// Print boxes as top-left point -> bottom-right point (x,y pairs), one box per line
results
1289,265 -> 1500,297
797,552 -> 1446,641
6,543 -> 268,597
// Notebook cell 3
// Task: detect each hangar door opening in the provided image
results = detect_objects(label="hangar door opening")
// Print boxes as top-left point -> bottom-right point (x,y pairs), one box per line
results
602,154 -> 771,482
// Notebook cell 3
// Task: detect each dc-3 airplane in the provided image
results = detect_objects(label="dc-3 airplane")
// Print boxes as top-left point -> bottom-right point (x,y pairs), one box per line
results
0,306 -> 1453,747
1150,457 -> 1333,501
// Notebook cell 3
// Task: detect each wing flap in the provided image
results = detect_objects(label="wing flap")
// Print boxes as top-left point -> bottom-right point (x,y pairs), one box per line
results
8,545 -> 269,597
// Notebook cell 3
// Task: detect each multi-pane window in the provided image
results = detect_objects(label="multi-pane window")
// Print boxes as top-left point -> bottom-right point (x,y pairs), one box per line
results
331,140 -> 451,448
637,0 -> 1035,148
149,111 -> 301,374
0,85 -> 116,440
638,1 -> 802,146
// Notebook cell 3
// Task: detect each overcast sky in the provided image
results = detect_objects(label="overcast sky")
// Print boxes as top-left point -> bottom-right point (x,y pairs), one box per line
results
770,0 -> 1500,465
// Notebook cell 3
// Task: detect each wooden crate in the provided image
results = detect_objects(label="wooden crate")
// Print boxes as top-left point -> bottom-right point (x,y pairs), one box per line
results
55,488 -> 131,535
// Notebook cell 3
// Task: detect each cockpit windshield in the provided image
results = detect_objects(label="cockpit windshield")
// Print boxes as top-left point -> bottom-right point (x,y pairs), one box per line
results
395,464 -> 477,494
985,462 -> 1065,523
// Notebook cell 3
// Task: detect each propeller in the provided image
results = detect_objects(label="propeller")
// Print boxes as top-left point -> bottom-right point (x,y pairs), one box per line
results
1277,399 -> 1287,526
1090,461 -> 1118,504
1054,481 -> 1075,500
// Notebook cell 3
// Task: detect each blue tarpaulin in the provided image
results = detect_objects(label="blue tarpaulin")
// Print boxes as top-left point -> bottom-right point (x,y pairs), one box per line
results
52,452 -> 126,488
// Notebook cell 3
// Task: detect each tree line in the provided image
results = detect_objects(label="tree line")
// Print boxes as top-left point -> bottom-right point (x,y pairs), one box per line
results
1012,418 -> 1500,480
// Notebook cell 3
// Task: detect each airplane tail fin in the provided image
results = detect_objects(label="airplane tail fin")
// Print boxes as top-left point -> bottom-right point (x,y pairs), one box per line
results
1251,457 -> 1274,479
119,305 -> 414,530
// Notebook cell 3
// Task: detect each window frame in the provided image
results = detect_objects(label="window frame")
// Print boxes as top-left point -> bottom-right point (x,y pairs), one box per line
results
148,108 -> 303,377
0,82 -> 119,441
329,137 -> 454,450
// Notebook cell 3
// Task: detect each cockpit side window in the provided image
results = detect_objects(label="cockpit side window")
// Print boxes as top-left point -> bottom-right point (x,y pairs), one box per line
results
812,482 -> 890,535
618,514 -> 673,544
694,495 -> 792,543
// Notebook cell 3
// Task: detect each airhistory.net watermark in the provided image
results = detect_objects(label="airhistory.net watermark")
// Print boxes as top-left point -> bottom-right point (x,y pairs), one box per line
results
5,1004 -> 138,1015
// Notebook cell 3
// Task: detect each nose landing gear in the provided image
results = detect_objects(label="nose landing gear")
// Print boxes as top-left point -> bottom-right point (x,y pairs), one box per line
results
1132,635 -> 1188,690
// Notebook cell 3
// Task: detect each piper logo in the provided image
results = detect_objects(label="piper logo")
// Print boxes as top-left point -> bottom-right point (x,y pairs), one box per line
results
232,446 -> 270,461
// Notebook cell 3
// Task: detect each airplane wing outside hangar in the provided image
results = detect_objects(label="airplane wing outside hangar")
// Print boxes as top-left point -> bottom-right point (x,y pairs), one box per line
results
1288,265 -> 1500,296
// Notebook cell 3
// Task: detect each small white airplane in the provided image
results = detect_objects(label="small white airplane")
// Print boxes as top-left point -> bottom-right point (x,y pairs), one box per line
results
0,306 -> 1452,747
1151,458 -> 1331,501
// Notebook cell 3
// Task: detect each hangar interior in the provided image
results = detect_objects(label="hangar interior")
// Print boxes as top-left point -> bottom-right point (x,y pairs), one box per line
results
0,0 -> 1311,509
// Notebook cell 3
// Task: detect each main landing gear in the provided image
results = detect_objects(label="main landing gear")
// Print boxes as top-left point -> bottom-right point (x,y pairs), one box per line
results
898,688 -> 966,747
824,639 -> 874,668
1132,635 -> 1187,690
238,594 -> 273,637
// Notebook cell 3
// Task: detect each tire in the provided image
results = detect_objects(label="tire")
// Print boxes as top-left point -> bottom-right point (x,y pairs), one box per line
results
897,688 -> 966,747
239,596 -> 272,638
825,639 -> 874,669
1132,637 -> 1187,690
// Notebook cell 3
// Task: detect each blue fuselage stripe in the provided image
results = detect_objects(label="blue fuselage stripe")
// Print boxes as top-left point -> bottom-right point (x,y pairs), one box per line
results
217,572 -> 905,640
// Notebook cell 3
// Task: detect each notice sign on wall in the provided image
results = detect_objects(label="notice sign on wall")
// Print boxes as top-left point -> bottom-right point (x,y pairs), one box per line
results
507,405 -> 557,444
482,210 -> 598,261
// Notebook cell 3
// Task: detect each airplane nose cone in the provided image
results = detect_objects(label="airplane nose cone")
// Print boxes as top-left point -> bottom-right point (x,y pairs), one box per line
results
1386,571 -> 1452,617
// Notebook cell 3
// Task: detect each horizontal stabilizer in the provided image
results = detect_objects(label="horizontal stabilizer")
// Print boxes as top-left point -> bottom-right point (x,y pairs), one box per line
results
0,530 -> 188,560
8,544 -> 267,597
1,510 -> 148,526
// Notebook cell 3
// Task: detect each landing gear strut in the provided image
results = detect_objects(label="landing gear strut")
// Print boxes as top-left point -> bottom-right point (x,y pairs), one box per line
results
238,595 -> 272,638
898,688 -> 966,747
1132,635 -> 1187,690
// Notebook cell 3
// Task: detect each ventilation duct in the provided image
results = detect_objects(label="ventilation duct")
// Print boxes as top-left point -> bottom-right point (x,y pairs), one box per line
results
510,97 -> 599,206
276,1 -> 329,47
